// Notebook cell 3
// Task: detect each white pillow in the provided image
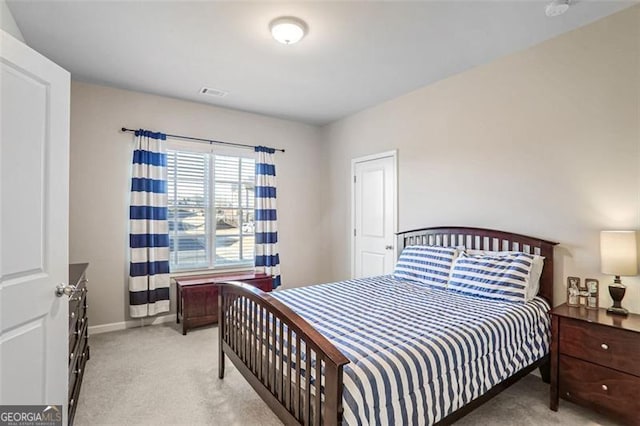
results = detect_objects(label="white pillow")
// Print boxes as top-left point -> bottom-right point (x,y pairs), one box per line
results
465,249 -> 544,301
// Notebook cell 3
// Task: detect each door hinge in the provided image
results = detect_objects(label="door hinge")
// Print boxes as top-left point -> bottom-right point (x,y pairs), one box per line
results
353,175 -> 356,183
354,229 -> 357,237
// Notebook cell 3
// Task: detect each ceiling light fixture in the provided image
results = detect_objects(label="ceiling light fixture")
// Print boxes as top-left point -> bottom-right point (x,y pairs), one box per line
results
545,0 -> 571,17
270,17 -> 307,45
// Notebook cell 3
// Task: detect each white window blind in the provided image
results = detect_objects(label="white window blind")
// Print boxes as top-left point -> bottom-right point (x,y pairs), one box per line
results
167,148 -> 255,271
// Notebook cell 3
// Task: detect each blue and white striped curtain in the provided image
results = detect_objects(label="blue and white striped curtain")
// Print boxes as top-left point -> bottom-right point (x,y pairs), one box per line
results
255,146 -> 281,288
129,130 -> 170,318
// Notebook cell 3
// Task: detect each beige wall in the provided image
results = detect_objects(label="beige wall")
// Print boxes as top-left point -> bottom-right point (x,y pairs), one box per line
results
70,81 -> 329,327
72,6 -> 640,327
323,6 -> 640,313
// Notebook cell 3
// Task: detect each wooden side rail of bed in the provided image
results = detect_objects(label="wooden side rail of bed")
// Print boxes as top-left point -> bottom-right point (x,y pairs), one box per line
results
217,281 -> 350,425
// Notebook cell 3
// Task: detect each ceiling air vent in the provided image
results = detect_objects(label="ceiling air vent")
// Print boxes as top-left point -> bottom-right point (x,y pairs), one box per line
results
199,87 -> 228,98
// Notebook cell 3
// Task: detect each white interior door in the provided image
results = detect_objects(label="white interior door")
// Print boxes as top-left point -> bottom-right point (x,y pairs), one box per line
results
352,152 -> 397,278
0,29 -> 70,417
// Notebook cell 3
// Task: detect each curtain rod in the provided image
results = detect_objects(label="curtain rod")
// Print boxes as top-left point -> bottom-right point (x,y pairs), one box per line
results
120,127 -> 285,153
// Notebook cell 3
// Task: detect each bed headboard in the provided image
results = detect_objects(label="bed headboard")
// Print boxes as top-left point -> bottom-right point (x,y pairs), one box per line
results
396,226 -> 558,304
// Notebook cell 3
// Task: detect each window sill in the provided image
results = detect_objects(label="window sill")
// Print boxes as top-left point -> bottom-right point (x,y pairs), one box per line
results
170,265 -> 256,279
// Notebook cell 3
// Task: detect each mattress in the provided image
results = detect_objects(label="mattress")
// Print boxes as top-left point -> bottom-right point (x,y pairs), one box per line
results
272,275 -> 550,425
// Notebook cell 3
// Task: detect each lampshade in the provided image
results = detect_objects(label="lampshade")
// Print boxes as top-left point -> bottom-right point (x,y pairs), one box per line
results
600,231 -> 638,276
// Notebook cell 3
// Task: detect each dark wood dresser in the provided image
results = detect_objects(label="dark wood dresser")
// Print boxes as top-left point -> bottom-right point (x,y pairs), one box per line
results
175,272 -> 272,335
550,303 -> 640,425
68,263 -> 90,425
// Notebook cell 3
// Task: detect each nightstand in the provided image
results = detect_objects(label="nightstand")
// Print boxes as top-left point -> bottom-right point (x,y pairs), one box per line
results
550,303 -> 640,424
175,272 -> 272,335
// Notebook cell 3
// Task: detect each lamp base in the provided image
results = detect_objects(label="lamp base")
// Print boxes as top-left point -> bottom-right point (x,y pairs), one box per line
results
607,282 -> 629,317
606,306 -> 629,316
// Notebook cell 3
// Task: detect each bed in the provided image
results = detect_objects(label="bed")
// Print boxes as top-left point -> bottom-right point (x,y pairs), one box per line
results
217,227 -> 557,425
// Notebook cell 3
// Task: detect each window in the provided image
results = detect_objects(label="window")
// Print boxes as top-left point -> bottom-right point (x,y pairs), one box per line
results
167,147 -> 255,271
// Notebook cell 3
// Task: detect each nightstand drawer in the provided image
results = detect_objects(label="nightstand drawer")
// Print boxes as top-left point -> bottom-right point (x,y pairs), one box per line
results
559,355 -> 640,424
560,317 -> 640,376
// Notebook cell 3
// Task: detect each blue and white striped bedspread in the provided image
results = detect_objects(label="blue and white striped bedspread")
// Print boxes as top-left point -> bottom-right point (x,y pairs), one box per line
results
272,275 -> 550,425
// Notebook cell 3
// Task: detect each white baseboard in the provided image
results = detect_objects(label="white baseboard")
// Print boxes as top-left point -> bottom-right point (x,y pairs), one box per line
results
88,314 -> 175,335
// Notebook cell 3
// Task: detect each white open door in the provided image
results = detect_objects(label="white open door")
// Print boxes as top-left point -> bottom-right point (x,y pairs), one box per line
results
0,29 -> 70,420
352,151 -> 397,279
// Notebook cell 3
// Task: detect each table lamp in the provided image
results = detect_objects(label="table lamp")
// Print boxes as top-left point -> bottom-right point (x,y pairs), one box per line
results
600,230 -> 638,316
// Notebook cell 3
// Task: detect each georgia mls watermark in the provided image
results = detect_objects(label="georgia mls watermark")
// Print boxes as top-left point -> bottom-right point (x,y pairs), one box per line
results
0,405 -> 62,426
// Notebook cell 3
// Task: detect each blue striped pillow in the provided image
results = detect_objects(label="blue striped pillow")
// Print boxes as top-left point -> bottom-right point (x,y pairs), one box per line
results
448,252 -> 533,303
393,245 -> 458,289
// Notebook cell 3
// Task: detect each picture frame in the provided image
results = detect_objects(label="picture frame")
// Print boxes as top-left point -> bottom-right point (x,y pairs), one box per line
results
566,276 -> 580,307
585,278 -> 599,310
578,279 -> 588,292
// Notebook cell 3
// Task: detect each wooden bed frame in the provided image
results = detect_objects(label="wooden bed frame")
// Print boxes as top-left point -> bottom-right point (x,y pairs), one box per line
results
217,226 -> 558,425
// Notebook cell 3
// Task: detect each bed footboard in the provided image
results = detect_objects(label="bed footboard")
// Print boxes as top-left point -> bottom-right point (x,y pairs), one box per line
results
218,281 -> 350,426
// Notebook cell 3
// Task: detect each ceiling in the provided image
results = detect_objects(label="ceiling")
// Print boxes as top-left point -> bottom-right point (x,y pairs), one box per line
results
8,1 -> 636,125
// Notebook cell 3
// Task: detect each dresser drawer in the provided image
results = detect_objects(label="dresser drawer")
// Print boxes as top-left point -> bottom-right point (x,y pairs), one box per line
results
68,285 -> 86,333
68,335 -> 89,426
68,263 -> 90,426
559,355 -> 640,424
560,317 -> 640,376
68,277 -> 86,314
68,338 -> 88,398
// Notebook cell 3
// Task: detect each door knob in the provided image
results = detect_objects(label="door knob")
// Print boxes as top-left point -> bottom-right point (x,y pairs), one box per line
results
385,245 -> 393,250
55,283 -> 77,297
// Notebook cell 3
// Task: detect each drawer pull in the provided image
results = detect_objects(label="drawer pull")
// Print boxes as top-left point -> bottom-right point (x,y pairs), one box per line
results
70,311 -> 76,319
600,343 -> 609,350
601,384 -> 608,391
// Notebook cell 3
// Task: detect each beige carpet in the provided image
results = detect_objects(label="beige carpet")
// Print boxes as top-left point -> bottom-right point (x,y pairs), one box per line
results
74,323 -> 618,426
